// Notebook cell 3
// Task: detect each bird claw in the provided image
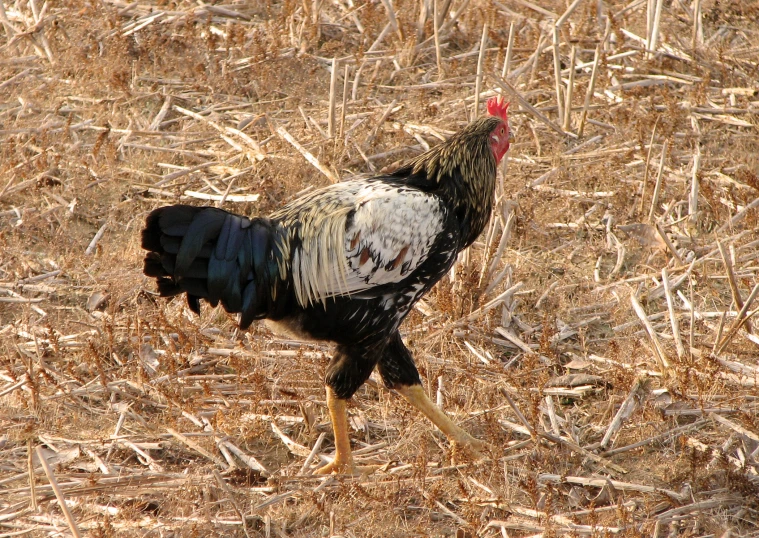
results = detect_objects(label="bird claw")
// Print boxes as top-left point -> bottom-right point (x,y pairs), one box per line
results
450,435 -> 489,462
314,458 -> 354,475
314,459 -> 376,476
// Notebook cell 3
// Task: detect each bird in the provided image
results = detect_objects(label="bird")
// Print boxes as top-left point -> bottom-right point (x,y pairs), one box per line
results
141,96 -> 512,474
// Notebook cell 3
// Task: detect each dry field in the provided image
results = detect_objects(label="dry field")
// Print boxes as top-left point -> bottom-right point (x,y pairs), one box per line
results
1,0 -> 759,536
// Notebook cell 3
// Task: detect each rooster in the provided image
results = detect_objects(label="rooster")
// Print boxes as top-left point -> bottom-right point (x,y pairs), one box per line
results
141,96 -> 512,474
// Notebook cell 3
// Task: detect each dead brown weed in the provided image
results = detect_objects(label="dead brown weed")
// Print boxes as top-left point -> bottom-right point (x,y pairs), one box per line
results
1,0 -> 759,536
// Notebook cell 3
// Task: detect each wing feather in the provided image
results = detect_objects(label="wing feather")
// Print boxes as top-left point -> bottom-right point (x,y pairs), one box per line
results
276,180 -> 446,306
340,186 -> 445,293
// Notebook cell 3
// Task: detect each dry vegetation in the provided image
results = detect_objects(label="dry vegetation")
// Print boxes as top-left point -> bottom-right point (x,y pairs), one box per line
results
1,0 -> 759,536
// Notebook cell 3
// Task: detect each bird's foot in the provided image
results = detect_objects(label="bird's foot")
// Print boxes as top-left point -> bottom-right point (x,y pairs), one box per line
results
314,458 -> 376,476
450,433 -> 488,461
314,458 -> 354,475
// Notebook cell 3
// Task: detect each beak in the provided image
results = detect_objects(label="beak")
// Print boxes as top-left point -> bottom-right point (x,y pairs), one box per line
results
508,131 -> 515,143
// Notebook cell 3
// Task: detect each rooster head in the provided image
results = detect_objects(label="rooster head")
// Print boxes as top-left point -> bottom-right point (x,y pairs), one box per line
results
486,95 -> 512,163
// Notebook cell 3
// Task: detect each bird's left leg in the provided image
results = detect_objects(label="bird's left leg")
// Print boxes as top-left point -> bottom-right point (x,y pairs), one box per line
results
378,332 -> 485,457
315,386 -> 355,475
315,344 -> 378,475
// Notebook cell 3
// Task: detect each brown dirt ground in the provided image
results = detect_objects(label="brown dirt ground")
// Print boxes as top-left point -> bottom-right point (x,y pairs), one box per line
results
1,0 -> 758,536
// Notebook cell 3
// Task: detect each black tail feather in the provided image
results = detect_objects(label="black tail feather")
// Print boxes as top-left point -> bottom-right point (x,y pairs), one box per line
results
175,210 -> 227,275
143,252 -> 168,278
141,205 -> 287,328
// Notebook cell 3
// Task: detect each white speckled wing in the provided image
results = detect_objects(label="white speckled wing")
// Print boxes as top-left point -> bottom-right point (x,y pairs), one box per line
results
281,180 -> 446,306
340,184 -> 446,293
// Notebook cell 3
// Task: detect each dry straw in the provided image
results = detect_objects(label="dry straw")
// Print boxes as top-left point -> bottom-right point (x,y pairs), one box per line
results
1,0 -> 758,536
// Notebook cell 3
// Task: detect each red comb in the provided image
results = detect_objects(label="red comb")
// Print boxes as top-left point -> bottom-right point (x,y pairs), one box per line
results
486,95 -> 510,121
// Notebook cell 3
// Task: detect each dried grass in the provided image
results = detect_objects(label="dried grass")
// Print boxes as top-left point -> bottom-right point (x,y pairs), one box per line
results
1,0 -> 759,536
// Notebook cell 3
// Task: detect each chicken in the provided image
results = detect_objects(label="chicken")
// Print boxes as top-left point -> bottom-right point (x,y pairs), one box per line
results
141,96 -> 512,474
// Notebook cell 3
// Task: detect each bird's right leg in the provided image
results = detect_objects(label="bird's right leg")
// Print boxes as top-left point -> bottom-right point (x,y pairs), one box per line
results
378,331 -> 485,458
395,384 -> 485,456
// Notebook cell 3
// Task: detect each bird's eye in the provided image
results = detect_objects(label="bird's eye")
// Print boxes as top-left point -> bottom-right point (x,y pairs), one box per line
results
500,127 -> 505,135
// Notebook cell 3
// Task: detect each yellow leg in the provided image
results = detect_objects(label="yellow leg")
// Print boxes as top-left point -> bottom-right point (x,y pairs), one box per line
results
315,386 -> 356,475
396,385 -> 485,456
